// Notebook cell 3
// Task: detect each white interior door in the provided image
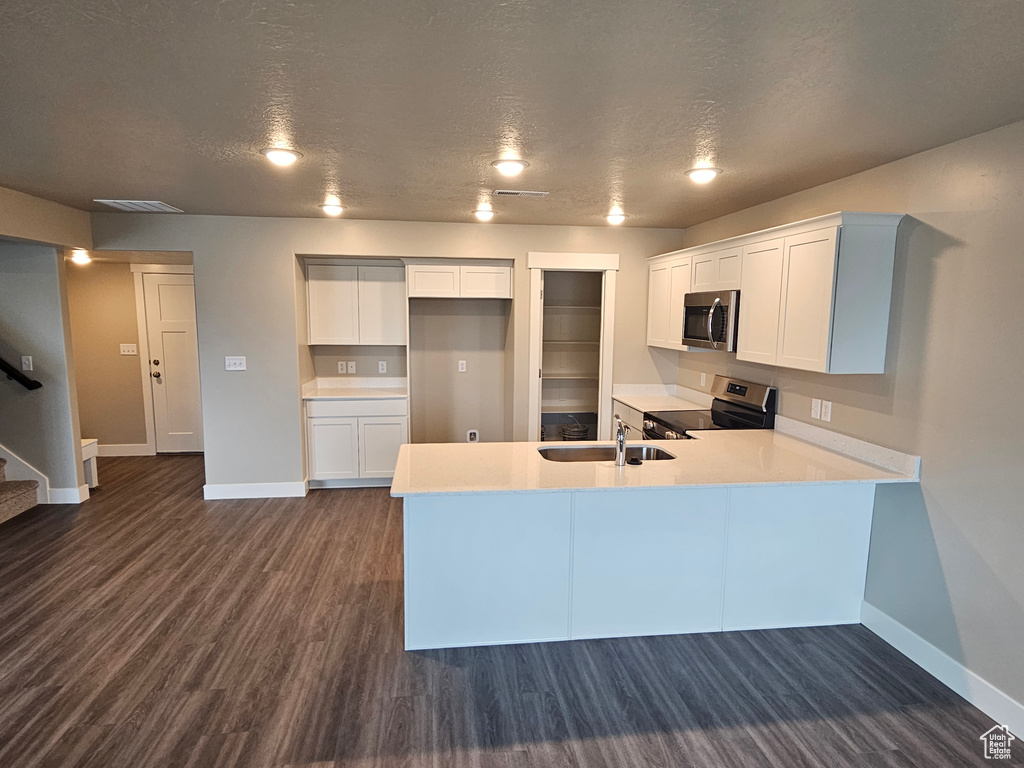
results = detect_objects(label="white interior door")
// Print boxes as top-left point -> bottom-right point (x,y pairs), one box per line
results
143,273 -> 203,452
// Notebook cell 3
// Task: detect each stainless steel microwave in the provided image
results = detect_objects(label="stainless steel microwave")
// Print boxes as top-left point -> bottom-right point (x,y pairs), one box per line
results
682,290 -> 739,351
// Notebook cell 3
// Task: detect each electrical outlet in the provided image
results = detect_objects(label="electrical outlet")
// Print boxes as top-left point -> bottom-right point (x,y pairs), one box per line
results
225,356 -> 246,371
458,360 -> 467,373
378,361 -> 387,374
466,429 -> 480,443
347,361 -> 356,374
700,372 -> 707,387
338,361 -> 346,374
821,400 -> 832,422
120,343 -> 138,356
811,398 -> 822,419
21,355 -> 32,371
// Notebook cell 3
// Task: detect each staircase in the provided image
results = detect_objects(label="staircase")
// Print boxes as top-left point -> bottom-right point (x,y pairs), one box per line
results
0,458 -> 39,525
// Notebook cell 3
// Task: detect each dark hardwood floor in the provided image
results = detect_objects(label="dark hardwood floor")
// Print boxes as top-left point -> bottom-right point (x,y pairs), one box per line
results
0,455 -> 1015,767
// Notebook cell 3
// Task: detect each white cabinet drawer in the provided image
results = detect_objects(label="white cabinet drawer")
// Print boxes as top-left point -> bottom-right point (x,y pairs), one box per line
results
459,266 -> 512,298
306,397 -> 408,418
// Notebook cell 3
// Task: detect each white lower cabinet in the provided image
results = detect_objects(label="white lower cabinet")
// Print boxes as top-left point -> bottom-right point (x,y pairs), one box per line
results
610,399 -> 645,439
306,399 -> 408,481
404,492 -> 573,649
571,489 -> 728,639
722,484 -> 875,630
308,417 -> 360,480
359,417 -> 408,478
402,483 -> 879,649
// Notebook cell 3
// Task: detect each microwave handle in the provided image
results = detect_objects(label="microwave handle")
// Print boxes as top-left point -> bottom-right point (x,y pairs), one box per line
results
707,297 -> 722,349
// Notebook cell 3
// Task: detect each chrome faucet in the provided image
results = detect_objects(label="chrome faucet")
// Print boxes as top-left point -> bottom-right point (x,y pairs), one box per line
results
614,415 -> 630,466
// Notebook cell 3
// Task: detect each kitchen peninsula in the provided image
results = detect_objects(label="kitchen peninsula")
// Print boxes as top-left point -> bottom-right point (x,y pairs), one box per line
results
392,429 -> 918,650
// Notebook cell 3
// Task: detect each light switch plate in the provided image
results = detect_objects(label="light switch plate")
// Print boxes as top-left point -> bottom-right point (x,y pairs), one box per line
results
821,400 -> 832,422
700,372 -> 707,387
378,361 -> 387,374
811,398 -> 822,419
347,361 -> 356,374
120,343 -> 138,356
225,356 -> 246,371
458,360 -> 467,373
21,355 -> 32,371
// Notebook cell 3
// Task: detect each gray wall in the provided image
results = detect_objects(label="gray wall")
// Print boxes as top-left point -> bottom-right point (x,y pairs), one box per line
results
89,216 -> 687,486
409,299 -> 511,443
0,243 -> 84,490
675,119 -> 1024,704
66,261 -> 148,445
312,346 -> 408,379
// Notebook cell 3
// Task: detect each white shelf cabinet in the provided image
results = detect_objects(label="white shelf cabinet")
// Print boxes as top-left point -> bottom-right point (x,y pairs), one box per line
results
406,263 -> 513,299
306,398 -> 408,482
646,253 -> 691,350
307,264 -> 407,345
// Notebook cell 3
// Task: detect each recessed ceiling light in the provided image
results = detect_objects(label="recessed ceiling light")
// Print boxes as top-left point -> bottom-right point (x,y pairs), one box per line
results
70,249 -> 91,265
606,213 -> 626,225
685,167 -> 722,184
260,147 -> 302,166
492,159 -> 528,177
474,208 -> 495,222
322,204 -> 344,216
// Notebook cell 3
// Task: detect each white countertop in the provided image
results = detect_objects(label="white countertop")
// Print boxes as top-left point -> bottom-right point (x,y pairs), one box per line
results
303,386 -> 408,400
302,376 -> 408,400
612,393 -> 707,413
391,430 -> 917,497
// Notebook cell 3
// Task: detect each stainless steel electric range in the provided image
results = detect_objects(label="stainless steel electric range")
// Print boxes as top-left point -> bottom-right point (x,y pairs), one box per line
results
642,375 -> 777,440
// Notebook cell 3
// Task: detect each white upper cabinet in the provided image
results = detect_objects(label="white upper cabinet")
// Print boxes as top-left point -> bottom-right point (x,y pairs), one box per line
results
407,262 -> 513,299
307,264 -> 360,345
776,228 -> 840,372
735,239 -> 785,365
357,266 -> 407,345
646,254 -> 691,350
691,247 -> 742,292
651,211 -> 904,374
307,264 -> 407,345
460,265 -> 513,298
406,264 -> 461,297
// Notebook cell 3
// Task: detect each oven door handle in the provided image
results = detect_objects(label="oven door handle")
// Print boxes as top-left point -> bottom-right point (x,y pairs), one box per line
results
707,297 -> 722,349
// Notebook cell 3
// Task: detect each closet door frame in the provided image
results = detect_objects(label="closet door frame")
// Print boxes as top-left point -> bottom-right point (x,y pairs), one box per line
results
525,252 -> 619,442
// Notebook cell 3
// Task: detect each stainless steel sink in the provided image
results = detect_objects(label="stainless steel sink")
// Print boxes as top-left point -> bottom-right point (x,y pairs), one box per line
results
538,445 -> 676,462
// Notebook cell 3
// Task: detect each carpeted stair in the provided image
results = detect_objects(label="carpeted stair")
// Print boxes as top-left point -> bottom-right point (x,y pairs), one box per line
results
0,458 -> 39,525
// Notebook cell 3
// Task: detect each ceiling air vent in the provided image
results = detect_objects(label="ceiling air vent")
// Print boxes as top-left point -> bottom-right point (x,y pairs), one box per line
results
93,199 -> 184,213
493,189 -> 549,198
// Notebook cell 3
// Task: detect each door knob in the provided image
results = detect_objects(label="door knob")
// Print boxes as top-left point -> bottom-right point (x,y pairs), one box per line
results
152,372 -> 161,379
152,359 -> 160,365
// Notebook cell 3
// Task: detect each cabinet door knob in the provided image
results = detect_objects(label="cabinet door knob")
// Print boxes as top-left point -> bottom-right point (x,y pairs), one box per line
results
152,371 -> 161,379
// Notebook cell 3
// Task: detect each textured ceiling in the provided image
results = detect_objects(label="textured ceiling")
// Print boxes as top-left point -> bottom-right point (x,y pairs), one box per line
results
3,0 -> 1024,228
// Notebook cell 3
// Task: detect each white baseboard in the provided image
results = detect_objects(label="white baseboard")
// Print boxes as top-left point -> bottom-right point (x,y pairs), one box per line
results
203,480 -> 308,500
46,485 -> 90,504
862,601 -> 1024,735
98,443 -> 155,457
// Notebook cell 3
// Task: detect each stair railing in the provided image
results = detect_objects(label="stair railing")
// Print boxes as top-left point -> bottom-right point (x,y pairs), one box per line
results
0,355 -> 43,390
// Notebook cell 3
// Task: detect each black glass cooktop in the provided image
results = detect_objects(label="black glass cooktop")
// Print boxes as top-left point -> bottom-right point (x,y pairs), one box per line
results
646,409 -> 721,433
